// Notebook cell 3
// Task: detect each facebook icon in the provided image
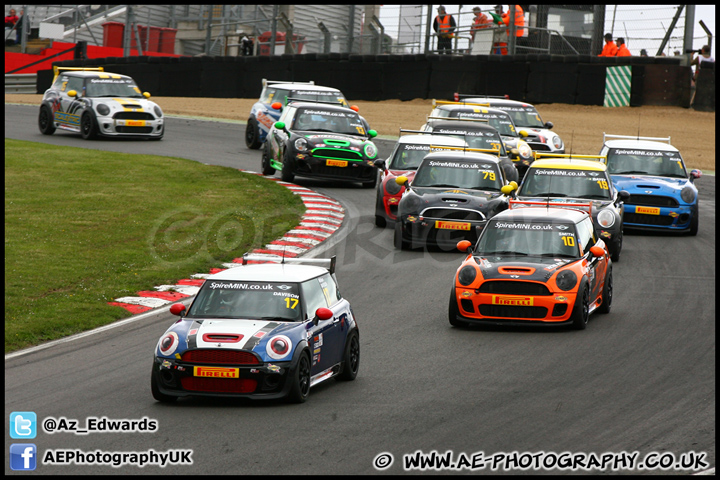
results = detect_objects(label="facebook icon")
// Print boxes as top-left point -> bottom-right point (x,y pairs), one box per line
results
10,444 -> 37,471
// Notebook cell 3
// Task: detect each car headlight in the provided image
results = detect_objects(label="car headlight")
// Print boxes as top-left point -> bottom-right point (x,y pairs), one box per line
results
266,335 -> 292,360
398,194 -> 424,216
294,137 -> 309,152
364,142 -> 378,159
154,105 -> 163,117
680,186 -> 696,203
518,141 -> 533,159
457,265 -> 478,286
555,270 -> 577,291
551,135 -> 563,150
95,103 -> 110,116
385,177 -> 402,195
157,332 -> 179,356
597,208 -> 615,228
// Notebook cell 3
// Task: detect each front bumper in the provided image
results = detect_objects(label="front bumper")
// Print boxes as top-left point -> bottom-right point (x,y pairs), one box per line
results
452,286 -> 578,327
398,215 -> 487,248
622,204 -> 697,232
97,114 -> 164,137
292,155 -> 376,183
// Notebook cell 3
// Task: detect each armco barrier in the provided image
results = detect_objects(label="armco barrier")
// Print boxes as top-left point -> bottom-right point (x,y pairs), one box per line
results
38,54 -> 702,108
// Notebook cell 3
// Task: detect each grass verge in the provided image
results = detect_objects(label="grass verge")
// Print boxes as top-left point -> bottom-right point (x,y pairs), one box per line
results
5,139 -> 305,353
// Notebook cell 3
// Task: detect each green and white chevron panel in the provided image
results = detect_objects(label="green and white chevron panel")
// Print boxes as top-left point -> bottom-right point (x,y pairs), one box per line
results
604,65 -> 632,107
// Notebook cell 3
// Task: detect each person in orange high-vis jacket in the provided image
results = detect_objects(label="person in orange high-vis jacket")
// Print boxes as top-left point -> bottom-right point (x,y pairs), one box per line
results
501,4 -> 525,37
470,6 -> 493,43
488,5 -> 508,54
433,5 -> 457,54
599,33 -> 618,56
615,37 -> 631,56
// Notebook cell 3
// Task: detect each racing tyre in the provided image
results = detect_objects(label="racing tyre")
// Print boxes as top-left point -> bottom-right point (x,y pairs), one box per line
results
375,215 -> 387,228
245,117 -> 262,149
280,153 -> 295,183
80,111 -> 98,140
598,265 -> 613,314
570,281 -> 590,330
261,146 -> 275,176
448,287 -> 468,327
38,105 -> 56,135
337,331 -> 360,381
394,222 -> 410,250
688,209 -> 699,236
287,351 -> 311,403
611,230 -> 622,262
150,370 -> 178,403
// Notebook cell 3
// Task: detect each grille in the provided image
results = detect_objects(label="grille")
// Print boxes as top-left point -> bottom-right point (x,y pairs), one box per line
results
624,213 -> 675,226
181,377 -> 257,393
479,305 -> 548,319
115,126 -> 154,134
181,349 -> 261,365
113,112 -> 154,121
626,195 -> 678,207
460,299 -> 475,313
479,281 -> 551,296
552,304 -> 568,316
310,164 -> 374,179
422,208 -> 484,221
527,142 -> 552,151
312,148 -> 362,160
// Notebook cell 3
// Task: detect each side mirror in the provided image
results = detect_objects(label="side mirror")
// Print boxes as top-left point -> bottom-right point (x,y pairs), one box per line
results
373,158 -> 387,170
314,307 -> 333,325
143,92 -> 151,99
67,90 -> 77,98
544,121 -> 554,129
169,303 -> 186,316
395,175 -> 408,186
349,105 -> 359,112
690,169 -> 702,181
518,130 -> 529,138
618,190 -> 630,201
457,240 -> 473,253
589,245 -> 605,258
271,101 -> 283,110
501,184 -> 516,195
367,129 -> 378,138
274,121 -> 286,130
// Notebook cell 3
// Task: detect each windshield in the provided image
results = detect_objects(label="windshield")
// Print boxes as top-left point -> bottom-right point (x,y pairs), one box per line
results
477,220 -> 580,257
290,90 -> 348,107
292,108 -> 366,135
413,158 -> 503,190
449,110 -> 517,137
430,127 -> 506,155
518,168 -> 613,199
606,148 -> 687,178
389,144 -> 434,170
186,281 -> 303,321
85,78 -> 144,98
497,105 -> 545,128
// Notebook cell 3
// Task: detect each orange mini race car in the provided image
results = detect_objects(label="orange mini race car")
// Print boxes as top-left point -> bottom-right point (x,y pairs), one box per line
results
449,201 -> 612,329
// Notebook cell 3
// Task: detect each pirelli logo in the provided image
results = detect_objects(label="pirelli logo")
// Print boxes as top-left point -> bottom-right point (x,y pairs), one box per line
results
193,366 -> 239,378
635,206 -> 660,215
492,295 -> 534,306
435,220 -> 471,231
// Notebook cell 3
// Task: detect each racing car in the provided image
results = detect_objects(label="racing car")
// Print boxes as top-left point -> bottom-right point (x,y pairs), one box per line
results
246,79 -> 366,149
425,101 -> 535,178
373,130 -> 468,228
393,148 -> 517,250
38,66 -> 164,140
449,203 -> 612,330
151,255 -> 359,404
512,154 -> 629,262
261,101 -> 379,187
450,94 -> 565,153
599,134 -> 702,235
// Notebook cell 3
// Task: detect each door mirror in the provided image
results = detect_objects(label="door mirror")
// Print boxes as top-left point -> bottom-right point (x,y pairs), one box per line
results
457,240 -> 473,253
544,121 -> 554,129
169,303 -> 186,316
314,307 -> 333,325
589,245 -> 605,258
271,101 -> 283,110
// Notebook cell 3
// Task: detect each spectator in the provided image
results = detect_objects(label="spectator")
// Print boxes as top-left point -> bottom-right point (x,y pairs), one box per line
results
640,49 -> 648,57
690,45 -> 714,82
615,38 -> 631,56
673,50 -> 680,56
433,5 -> 456,54
5,8 -> 18,27
598,33 -> 618,57
15,8 -> 24,44
470,7 -> 492,43
500,4 -> 525,37
240,35 -> 254,56
488,5 -> 509,55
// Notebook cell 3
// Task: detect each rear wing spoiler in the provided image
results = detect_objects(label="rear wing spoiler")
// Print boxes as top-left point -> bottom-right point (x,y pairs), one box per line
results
534,153 -> 607,163
454,93 -> 509,101
433,99 -> 491,108
603,133 -> 671,144
52,66 -> 104,83
241,254 -> 336,274
509,199 -> 592,215
263,78 -> 314,87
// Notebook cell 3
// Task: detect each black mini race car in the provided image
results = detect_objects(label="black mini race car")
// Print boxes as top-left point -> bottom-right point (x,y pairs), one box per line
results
262,102 -> 379,187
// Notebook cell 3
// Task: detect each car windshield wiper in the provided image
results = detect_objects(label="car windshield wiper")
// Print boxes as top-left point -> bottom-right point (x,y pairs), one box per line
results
469,186 -> 499,191
534,193 -> 568,197
422,183 -> 460,188
577,194 -> 611,199
484,250 -> 528,255
614,170 -> 649,175
538,253 -> 576,258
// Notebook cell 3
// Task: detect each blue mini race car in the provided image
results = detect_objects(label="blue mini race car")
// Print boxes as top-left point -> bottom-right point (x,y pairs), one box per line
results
151,255 -> 359,404
599,134 -> 702,235
245,79 -> 350,149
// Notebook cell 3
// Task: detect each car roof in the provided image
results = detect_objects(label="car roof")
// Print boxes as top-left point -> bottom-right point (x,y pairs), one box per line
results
422,150 -> 502,164
492,206 -> 588,223
60,71 -> 131,80
604,139 -> 679,153
530,158 -> 607,171
207,263 -> 328,283
397,134 -> 468,146
293,102 -> 357,113
426,119 -> 499,132
272,83 -> 343,94
463,98 -> 537,109
437,104 -> 511,116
